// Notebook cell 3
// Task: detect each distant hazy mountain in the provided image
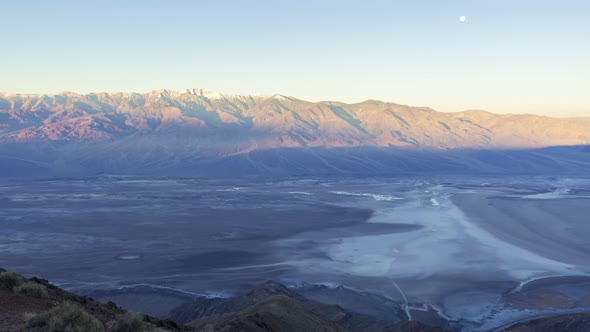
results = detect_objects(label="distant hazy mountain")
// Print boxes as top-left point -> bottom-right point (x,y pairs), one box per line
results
0,89 -> 589,177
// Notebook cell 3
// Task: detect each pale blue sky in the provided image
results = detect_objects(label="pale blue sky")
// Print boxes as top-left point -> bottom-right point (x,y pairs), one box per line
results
1,0 -> 588,116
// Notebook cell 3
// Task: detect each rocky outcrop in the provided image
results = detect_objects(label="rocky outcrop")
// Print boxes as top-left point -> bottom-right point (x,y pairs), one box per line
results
171,281 -> 447,332
0,268 -> 184,331
0,269 -> 446,332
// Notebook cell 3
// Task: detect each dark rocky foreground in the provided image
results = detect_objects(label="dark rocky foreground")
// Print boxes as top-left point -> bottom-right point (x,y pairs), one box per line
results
0,268 -> 444,332
3,268 -> 590,332
169,281 -> 418,331
174,283 -> 447,332
0,268 -> 182,331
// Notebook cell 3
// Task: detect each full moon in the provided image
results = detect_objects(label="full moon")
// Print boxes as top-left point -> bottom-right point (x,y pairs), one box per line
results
459,16 -> 466,22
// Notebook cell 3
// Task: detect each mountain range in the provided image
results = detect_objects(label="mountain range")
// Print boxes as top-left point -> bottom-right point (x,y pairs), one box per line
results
0,89 -> 589,177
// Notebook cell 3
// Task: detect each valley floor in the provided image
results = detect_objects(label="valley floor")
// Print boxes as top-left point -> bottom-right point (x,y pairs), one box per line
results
1,175 -> 590,330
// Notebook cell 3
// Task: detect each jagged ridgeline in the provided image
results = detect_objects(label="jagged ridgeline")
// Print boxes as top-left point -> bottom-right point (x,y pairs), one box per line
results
0,89 -> 589,177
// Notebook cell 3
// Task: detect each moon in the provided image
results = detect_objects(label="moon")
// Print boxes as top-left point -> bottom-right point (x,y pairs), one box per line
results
459,16 -> 466,22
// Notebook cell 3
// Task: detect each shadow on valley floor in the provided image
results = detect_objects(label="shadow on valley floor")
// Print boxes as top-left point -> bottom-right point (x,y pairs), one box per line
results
0,143 -> 589,178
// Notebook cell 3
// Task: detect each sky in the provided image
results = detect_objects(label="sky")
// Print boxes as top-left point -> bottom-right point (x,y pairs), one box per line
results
0,0 -> 588,116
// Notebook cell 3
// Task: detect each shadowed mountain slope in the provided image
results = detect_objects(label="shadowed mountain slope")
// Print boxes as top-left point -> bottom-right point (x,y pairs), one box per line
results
0,269 -> 446,332
170,281 -> 446,332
